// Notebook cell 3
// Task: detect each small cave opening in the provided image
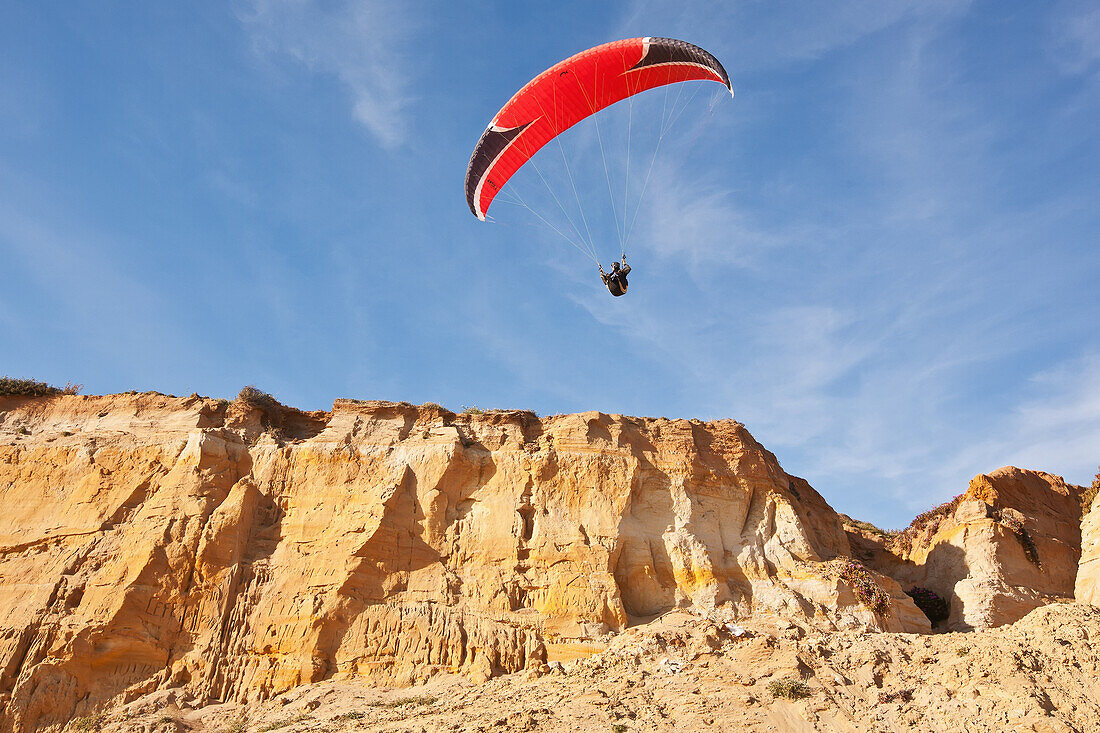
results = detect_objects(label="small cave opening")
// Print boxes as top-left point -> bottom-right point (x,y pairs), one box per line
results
905,586 -> 950,626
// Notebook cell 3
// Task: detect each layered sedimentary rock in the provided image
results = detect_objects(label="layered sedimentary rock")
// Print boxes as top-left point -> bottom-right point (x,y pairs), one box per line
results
0,394 -> 924,731
1078,492 -> 1100,605
884,467 -> 1083,630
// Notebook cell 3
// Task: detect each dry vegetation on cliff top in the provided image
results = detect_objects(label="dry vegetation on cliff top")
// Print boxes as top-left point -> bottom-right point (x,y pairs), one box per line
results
888,494 -> 966,556
0,377 -> 81,397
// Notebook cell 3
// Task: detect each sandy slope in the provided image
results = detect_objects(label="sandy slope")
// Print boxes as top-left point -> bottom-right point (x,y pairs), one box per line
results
91,603 -> 1100,733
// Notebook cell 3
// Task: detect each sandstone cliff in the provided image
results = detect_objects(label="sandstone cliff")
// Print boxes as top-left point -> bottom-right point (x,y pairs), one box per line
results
856,467 -> 1084,631
0,394 -> 927,732
1078,486 -> 1100,605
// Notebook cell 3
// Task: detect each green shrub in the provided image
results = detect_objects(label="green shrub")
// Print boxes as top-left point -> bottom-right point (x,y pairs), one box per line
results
0,377 -> 81,397
839,561 -> 890,616
906,587 -> 949,625
421,402 -> 444,411
461,405 -> 483,415
767,677 -> 811,699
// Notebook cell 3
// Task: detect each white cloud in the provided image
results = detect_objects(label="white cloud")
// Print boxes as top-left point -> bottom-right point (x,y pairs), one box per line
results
1000,355 -> 1100,482
238,0 -> 418,147
641,168 -> 787,270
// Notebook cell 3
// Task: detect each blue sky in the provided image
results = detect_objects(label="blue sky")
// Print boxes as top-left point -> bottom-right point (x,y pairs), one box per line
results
2,1 -> 1098,527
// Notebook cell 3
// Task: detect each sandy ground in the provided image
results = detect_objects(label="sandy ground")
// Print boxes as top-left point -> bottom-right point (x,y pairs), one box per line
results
87,603 -> 1100,733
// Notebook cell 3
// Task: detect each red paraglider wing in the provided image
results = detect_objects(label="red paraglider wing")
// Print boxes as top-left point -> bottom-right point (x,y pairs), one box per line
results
465,37 -> 732,220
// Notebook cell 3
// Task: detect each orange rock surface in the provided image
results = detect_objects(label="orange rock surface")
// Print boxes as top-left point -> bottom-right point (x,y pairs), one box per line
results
1078,491 -> 1100,605
0,394 -> 926,731
885,467 -> 1084,630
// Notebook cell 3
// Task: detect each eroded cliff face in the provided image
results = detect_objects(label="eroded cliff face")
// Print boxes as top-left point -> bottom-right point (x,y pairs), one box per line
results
0,394 -> 925,731
870,467 -> 1083,631
1078,492 -> 1100,605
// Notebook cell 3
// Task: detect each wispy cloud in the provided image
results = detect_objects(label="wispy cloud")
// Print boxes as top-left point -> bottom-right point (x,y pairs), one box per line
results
642,168 -> 787,271
238,0 -> 419,147
999,355 -> 1100,479
558,0 -> 1098,524
919,354 -> 1100,498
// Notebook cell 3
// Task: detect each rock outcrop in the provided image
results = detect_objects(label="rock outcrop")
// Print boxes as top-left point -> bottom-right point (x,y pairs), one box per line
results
0,394 -> 926,732
1078,488 -> 1100,605
882,467 -> 1083,630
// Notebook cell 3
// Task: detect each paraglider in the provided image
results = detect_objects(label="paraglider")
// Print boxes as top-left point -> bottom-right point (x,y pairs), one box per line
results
465,37 -> 732,295
599,256 -> 631,297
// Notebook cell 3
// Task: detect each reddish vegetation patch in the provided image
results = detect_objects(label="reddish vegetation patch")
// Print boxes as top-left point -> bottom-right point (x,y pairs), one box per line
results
906,587 -> 949,625
839,561 -> 890,616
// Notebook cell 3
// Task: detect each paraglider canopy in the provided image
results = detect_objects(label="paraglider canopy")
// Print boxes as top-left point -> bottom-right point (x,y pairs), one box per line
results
465,37 -> 732,222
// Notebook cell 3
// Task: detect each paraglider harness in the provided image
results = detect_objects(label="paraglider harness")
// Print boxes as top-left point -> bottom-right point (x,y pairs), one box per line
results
599,256 -> 631,297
